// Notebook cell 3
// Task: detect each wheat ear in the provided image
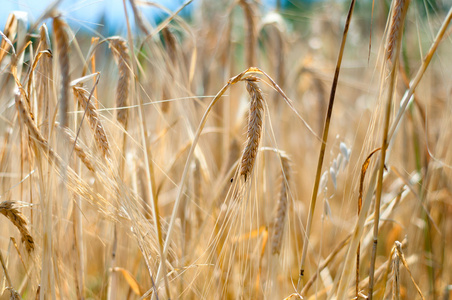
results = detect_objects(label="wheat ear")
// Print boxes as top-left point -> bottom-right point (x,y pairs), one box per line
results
73,86 -> 109,157
386,0 -> 410,62
0,201 -> 34,254
53,16 -> 70,128
15,92 -> 57,162
240,76 -> 264,181
109,37 -> 131,127
271,153 -> 291,255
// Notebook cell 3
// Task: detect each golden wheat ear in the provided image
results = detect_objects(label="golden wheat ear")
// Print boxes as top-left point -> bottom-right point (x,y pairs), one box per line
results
72,86 -> 110,157
271,153 -> 291,255
386,0 -> 410,63
53,16 -> 70,128
108,37 -> 131,128
0,201 -> 34,254
240,76 -> 264,181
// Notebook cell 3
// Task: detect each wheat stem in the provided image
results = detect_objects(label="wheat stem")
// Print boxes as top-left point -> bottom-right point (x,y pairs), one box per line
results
297,0 -> 357,291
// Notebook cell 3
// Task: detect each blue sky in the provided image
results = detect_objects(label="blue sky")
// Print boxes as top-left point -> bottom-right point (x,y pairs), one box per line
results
0,0 -> 196,34
1,0 -> 283,34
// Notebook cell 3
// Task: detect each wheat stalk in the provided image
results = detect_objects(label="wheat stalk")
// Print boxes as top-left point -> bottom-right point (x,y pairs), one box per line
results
368,1 -> 410,297
240,76 -> 264,181
297,0 -> 358,290
0,201 -> 34,254
128,0 -> 150,35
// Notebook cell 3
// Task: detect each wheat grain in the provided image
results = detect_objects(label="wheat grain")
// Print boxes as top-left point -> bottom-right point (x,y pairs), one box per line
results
0,201 -> 34,254
240,76 -> 264,181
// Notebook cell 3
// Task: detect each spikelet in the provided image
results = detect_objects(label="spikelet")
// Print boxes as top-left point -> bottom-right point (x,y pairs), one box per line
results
53,16 -> 70,128
0,201 -> 34,254
240,76 -> 264,181
109,37 -> 131,127
386,0 -> 410,62
271,153 -> 291,255
73,86 -> 109,157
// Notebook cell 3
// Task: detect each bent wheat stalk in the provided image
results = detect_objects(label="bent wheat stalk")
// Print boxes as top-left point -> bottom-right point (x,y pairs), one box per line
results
368,0 -> 410,298
151,67 -> 286,297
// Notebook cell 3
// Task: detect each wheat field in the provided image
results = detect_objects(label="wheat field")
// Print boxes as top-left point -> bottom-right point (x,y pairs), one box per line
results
0,0 -> 451,299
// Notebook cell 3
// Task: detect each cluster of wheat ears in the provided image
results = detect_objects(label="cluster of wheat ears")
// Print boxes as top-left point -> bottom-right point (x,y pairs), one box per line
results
0,0 -> 451,299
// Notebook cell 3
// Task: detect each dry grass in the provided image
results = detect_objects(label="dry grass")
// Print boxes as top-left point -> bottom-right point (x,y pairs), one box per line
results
0,1 -> 451,299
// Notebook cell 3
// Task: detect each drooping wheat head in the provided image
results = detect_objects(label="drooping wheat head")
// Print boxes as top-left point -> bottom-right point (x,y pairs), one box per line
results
15,92 -> 58,163
72,86 -> 110,157
240,76 -> 264,181
0,201 -> 34,254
